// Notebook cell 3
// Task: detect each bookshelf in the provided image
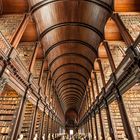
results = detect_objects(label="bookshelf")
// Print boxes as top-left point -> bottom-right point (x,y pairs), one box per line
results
101,108 -> 110,139
96,114 -> 102,140
91,79 -> 98,100
101,59 -> 112,83
96,73 -> 103,93
41,71 -> 48,90
92,117 -> 97,140
119,13 -> 140,41
20,101 -> 35,139
123,84 -> 140,139
0,85 -> 21,140
109,41 -> 127,68
109,100 -> 126,139
42,114 -> 49,138
32,59 -> 43,84
17,42 -> 36,70
0,14 -> 24,43
34,109 -> 43,138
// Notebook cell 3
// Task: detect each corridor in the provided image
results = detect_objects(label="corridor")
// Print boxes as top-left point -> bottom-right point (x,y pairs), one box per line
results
0,0 -> 140,140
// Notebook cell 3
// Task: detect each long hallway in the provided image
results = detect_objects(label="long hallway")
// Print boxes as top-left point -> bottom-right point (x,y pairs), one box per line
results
0,0 -> 140,140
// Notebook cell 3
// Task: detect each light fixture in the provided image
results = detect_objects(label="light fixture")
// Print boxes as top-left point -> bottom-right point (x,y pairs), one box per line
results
70,130 -> 73,135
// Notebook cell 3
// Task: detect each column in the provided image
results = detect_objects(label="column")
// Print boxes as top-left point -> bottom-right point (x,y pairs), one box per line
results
103,41 -> 134,139
93,65 -> 105,140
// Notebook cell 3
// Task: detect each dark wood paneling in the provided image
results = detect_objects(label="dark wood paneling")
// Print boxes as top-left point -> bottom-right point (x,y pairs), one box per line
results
2,0 -> 29,14
21,21 -> 38,42
115,0 -> 140,12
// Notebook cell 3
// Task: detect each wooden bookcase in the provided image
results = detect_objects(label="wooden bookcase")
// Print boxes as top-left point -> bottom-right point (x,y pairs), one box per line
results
0,85 -> 21,140
17,42 -> 36,70
96,114 -> 102,140
123,84 -> 140,139
119,13 -> 140,41
101,59 -> 112,83
109,100 -> 126,139
96,72 -> 103,93
32,59 -> 43,84
0,14 -> 24,43
20,101 -> 35,139
42,114 -> 49,138
101,108 -> 110,139
92,117 -> 97,140
34,109 -> 43,138
109,41 -> 127,68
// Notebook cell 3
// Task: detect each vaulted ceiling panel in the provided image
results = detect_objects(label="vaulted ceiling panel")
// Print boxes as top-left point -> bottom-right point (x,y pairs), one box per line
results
41,26 -> 102,53
30,0 -> 113,112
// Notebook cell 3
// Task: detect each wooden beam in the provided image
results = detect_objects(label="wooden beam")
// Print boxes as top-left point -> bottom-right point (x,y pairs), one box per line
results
11,14 -> 30,48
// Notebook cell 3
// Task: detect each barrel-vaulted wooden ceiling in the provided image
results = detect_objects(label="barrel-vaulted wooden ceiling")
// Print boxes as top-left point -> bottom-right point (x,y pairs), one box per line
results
2,0 -> 140,114
29,0 -> 113,112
